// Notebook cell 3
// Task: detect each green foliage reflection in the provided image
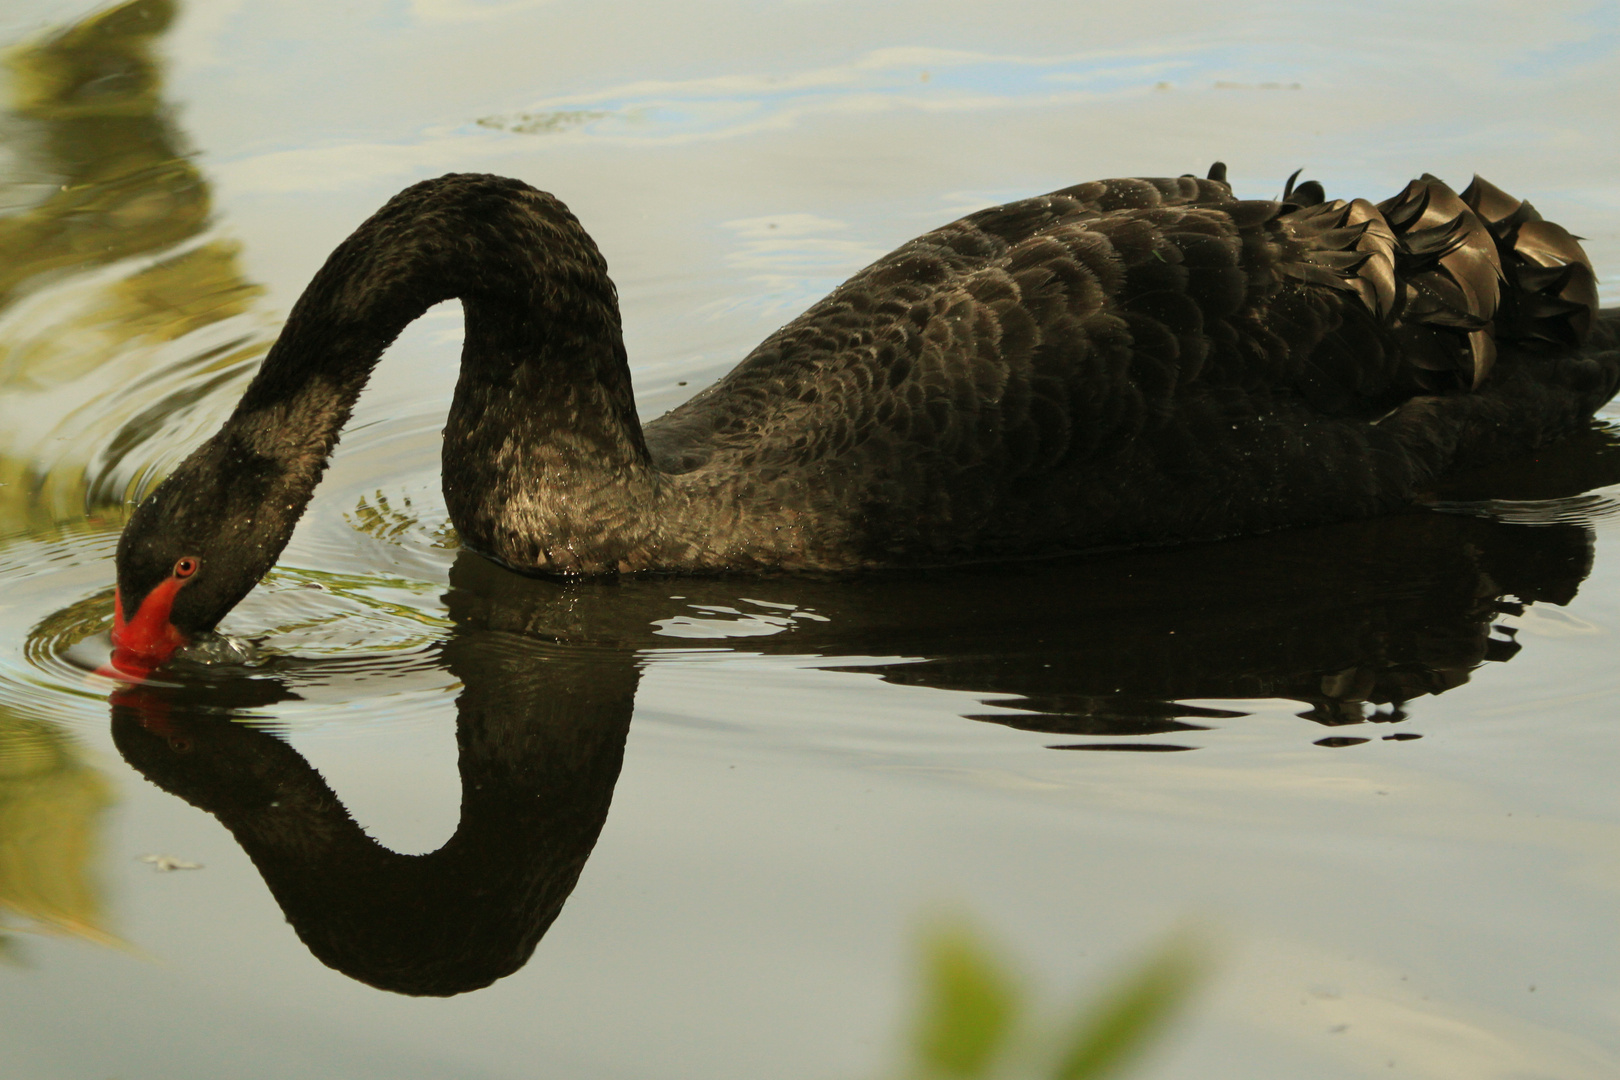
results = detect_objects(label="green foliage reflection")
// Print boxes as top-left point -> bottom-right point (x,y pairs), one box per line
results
0,0 -> 268,534
0,0 -> 204,306
0,709 -> 119,961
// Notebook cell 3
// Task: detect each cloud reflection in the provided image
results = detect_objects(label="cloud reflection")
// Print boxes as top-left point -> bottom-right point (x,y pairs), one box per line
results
472,43 -> 1233,146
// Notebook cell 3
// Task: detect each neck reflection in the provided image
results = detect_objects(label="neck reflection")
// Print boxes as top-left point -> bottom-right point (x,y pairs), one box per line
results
111,628 -> 634,996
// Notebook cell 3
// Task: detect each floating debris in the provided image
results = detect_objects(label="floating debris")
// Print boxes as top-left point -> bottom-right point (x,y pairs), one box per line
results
475,109 -> 609,136
137,854 -> 201,872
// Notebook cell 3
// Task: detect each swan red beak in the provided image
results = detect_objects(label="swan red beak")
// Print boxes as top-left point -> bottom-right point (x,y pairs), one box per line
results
106,580 -> 189,678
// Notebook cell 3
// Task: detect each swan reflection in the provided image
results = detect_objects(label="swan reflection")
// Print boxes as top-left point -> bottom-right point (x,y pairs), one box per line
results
106,465 -> 1615,993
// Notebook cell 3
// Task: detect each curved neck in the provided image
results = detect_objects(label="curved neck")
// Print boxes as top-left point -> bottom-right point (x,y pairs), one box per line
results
225,173 -> 659,573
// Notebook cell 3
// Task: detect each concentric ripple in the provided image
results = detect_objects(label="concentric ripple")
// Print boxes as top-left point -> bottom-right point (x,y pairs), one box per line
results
14,466 -> 467,738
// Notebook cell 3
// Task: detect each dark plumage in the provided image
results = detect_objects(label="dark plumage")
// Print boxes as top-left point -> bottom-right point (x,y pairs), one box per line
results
111,165 -> 1620,667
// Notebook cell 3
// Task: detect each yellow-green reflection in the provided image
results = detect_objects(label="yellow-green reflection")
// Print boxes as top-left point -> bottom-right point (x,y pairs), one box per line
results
344,491 -> 458,548
0,0 -> 268,536
0,710 -> 119,959
0,0 -> 276,964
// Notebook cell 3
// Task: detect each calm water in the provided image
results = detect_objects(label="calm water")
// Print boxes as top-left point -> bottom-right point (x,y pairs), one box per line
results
3,1 -> 1620,1077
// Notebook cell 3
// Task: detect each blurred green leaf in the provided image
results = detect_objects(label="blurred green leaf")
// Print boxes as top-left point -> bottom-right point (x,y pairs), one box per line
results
912,919 -> 1023,1077
1049,931 -> 1211,1080
883,920 -> 1213,1080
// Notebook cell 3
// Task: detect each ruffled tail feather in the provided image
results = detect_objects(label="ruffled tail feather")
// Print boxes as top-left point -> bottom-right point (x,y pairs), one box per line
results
1276,171 -> 1598,392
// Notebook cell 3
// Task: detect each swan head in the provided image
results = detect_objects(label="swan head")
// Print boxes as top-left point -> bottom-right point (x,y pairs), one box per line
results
110,552 -> 200,675
110,431 -> 311,676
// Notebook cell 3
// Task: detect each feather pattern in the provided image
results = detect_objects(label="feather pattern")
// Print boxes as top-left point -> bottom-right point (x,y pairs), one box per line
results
637,166 -> 1616,570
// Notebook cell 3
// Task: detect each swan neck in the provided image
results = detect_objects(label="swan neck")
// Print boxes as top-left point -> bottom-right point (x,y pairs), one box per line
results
220,175 -> 654,569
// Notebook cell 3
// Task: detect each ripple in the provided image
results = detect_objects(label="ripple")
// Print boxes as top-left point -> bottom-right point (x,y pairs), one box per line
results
16,551 -> 459,738
292,417 -> 461,585
1448,488 -> 1620,527
238,568 -> 452,658
652,598 -> 831,639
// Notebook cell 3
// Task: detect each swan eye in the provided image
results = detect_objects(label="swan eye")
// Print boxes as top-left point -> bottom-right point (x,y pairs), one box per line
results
173,557 -> 199,579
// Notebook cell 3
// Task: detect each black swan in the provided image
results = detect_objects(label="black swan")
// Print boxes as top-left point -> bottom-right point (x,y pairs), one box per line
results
109,165 -> 1620,673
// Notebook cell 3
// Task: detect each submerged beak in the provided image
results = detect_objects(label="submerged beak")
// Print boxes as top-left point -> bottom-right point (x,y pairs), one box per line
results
107,579 -> 190,678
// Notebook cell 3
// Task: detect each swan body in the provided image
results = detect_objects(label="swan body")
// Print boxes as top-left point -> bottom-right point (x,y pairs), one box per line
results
111,166 -> 1620,671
